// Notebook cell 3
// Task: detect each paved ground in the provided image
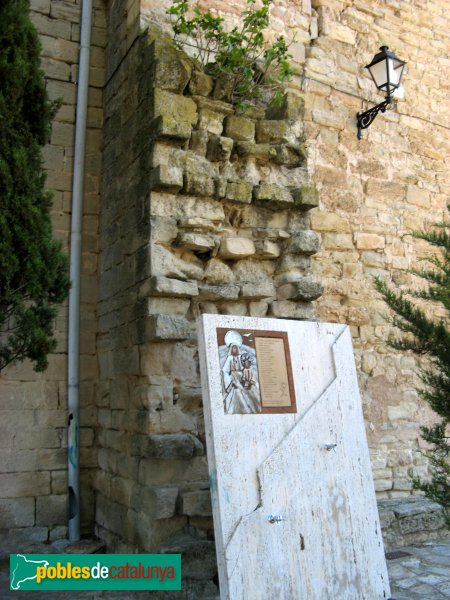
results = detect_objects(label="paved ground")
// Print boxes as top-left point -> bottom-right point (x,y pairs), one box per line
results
388,542 -> 450,600
1,541 -> 449,598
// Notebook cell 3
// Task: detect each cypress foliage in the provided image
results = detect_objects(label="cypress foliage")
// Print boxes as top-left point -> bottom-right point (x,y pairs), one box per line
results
0,0 -> 70,372
375,209 -> 450,527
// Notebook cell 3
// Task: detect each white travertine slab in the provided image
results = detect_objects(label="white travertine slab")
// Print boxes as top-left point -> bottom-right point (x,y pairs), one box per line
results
198,314 -> 390,600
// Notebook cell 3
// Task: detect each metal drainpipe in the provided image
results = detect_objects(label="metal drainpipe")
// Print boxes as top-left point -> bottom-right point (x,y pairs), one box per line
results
68,0 -> 93,543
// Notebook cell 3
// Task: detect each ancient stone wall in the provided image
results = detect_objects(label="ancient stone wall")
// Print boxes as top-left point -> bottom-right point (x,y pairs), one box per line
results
96,6 -> 322,578
0,0 -> 105,546
138,0 -> 450,502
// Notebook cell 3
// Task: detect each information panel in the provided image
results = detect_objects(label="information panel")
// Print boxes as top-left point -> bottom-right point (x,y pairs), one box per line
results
216,328 -> 296,414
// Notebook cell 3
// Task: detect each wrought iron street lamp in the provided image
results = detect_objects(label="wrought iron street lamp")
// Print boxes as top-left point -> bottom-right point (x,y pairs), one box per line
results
357,46 -> 406,139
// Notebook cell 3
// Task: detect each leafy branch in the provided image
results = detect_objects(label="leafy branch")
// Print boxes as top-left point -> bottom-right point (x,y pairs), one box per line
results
167,0 -> 295,109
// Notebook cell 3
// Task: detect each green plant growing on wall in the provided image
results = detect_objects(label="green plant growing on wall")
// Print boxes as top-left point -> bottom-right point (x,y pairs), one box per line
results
375,210 -> 450,527
167,0 -> 295,109
0,0 -> 70,373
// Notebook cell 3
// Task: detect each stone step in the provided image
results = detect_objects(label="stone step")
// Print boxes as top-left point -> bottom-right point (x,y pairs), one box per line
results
379,496 -> 450,550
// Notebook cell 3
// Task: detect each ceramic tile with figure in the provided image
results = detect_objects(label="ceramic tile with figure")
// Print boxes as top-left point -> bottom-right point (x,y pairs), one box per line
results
216,328 -> 297,415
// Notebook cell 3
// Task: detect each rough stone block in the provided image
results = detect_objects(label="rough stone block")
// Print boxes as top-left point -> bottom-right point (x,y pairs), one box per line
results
406,185 -> 430,208
289,230 -> 320,255
189,70 -> 214,97
291,185 -> 320,210
225,181 -> 253,204
274,144 -> 307,167
224,115 -> 255,141
310,210 -> 351,232
183,172 -> 215,197
240,282 -> 275,299
150,40 -> 192,93
198,284 -> 240,301
277,278 -> 324,301
131,484 -> 179,520
0,472 -> 51,498
189,130 -> 209,156
0,498 -> 35,528
181,490 -> 212,517
149,165 -> 183,192
254,184 -> 293,208
218,237 -> 256,259
266,91 -> 305,120
151,89 -> 197,140
254,240 -> 281,259
197,109 -> 224,135
144,315 -> 191,341
207,135 -> 233,162
149,276 -> 199,298
256,120 -> 290,144
204,259 -> 236,284
177,233 -> 216,253
36,495 -> 67,526
143,433 -> 204,459
355,233 -> 385,250
270,300 -> 314,320
235,142 -> 277,162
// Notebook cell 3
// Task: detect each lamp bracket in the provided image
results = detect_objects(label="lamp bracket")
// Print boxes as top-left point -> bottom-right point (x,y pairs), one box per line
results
357,96 -> 393,139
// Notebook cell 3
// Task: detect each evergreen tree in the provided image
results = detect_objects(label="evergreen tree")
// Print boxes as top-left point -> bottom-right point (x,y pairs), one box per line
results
375,209 -> 450,526
0,0 -> 69,372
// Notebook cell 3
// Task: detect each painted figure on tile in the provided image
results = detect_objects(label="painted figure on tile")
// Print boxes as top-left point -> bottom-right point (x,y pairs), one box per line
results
218,330 -> 261,414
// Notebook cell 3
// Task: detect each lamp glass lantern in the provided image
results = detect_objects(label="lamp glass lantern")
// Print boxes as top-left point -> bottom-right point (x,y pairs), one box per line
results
357,45 -> 406,139
365,45 -> 406,98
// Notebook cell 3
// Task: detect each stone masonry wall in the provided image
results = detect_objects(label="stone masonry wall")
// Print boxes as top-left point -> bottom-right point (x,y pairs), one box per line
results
97,4 -> 321,593
0,0 -> 106,546
138,0 -> 450,502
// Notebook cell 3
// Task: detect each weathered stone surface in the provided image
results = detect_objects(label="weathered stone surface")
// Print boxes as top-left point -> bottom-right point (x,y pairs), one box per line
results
291,185 -> 320,210
183,172 -> 215,197
204,258 -> 235,284
256,120 -> 290,144
192,95 -> 234,116
274,144 -> 307,167
218,237 -> 256,259
212,74 -> 234,102
277,278 -> 324,301
240,281 -> 275,299
198,283 -> 240,301
143,433 -> 204,459
161,533 -> 218,580
181,490 -> 212,517
36,495 -> 67,526
144,315 -> 191,341
150,40 -> 192,93
197,109 -> 225,136
0,498 -> 35,528
151,245 -> 204,281
266,91 -> 304,120
254,240 -> 281,259
148,276 -> 199,298
289,230 -> 320,255
270,300 -> 315,319
177,233 -> 216,253
189,130 -> 209,156
151,89 -> 197,140
149,165 -> 183,192
131,485 -> 179,520
207,135 -> 233,162
235,142 -> 277,161
224,115 -> 255,142
254,184 -> 293,208
379,497 -> 450,548
225,180 -> 253,204
189,69 -> 214,97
